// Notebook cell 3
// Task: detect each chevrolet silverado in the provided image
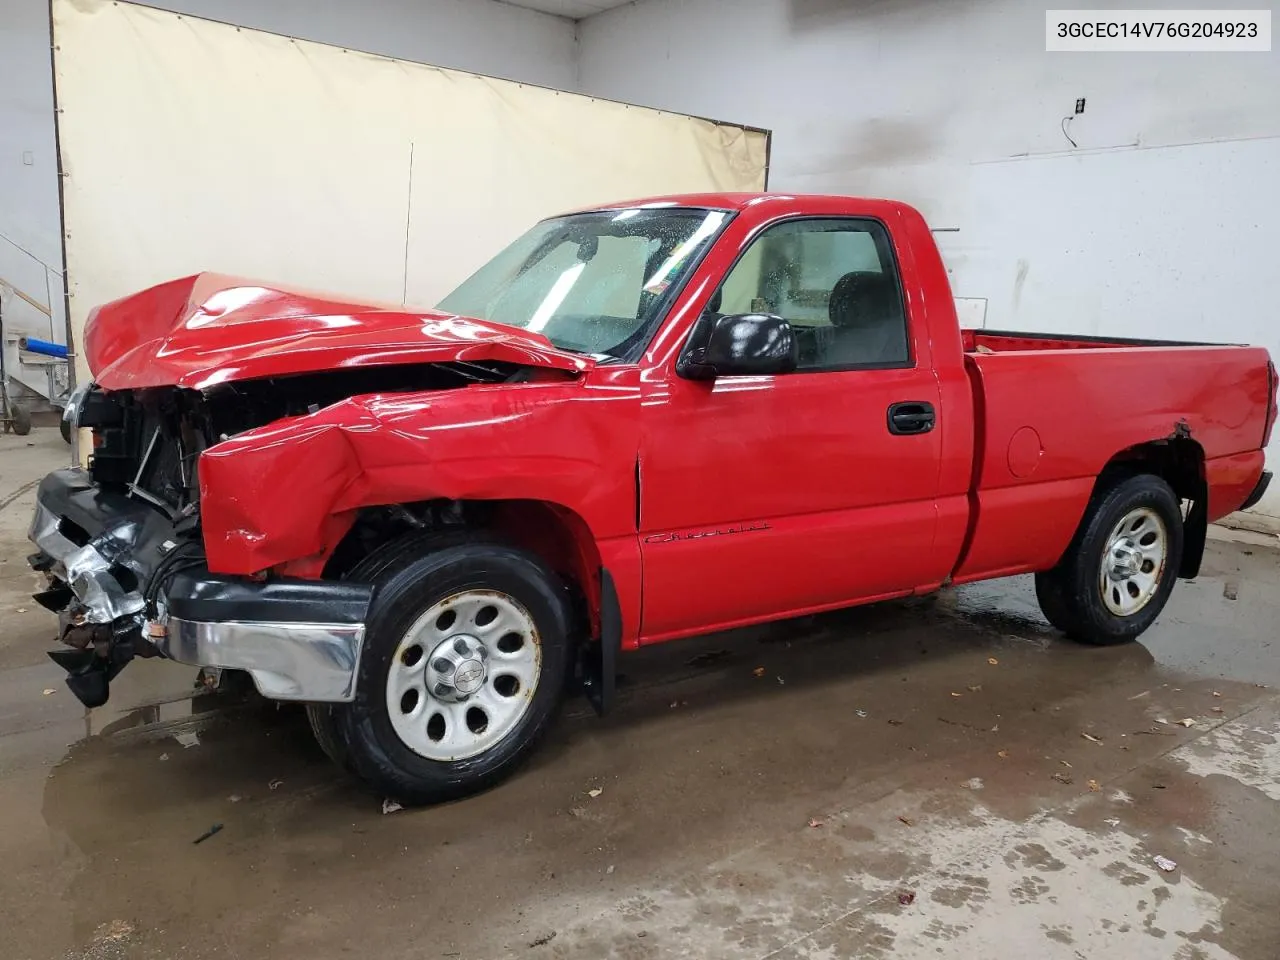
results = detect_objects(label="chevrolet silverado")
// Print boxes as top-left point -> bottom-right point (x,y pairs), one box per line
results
28,193 -> 1276,804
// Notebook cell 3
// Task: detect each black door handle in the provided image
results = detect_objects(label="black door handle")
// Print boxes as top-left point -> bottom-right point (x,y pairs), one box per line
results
887,401 -> 936,435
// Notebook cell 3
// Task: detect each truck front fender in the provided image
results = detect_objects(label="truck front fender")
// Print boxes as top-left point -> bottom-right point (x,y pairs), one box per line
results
198,377 -> 641,578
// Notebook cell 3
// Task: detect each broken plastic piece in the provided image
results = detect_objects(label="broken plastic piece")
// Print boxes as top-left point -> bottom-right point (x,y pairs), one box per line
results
382,799 -> 403,814
588,787 -> 603,798
193,823 -> 223,845
1153,855 -> 1177,872
898,891 -> 916,905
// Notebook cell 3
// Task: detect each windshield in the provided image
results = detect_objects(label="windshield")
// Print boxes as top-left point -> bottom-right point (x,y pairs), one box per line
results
437,207 -> 730,357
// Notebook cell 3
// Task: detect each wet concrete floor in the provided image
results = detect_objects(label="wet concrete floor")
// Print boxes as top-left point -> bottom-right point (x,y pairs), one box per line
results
2,427 -> 1279,959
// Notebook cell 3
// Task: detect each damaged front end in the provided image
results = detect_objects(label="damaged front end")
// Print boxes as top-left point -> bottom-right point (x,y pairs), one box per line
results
29,460 -> 374,707
27,378 -> 210,705
30,274 -> 596,708
28,370 -> 520,707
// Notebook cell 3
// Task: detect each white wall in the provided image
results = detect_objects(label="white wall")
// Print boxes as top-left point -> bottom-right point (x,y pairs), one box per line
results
1,0 -> 67,405
579,0 -> 1280,519
53,0 -> 766,386
0,0 -> 576,399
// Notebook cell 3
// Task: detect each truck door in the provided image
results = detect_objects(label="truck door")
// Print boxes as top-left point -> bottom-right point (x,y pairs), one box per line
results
637,216 -> 945,642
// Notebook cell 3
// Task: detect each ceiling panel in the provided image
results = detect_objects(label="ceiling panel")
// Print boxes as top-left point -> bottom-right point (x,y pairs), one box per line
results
498,0 -> 636,20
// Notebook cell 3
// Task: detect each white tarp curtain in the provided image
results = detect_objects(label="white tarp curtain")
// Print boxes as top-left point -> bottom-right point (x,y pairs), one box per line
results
51,0 -> 770,383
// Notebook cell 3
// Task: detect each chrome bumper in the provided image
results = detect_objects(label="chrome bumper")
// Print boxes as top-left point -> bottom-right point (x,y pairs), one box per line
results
158,618 -> 364,702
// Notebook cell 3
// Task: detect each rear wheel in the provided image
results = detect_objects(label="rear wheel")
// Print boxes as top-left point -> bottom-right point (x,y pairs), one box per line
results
324,535 -> 573,805
1034,473 -> 1183,645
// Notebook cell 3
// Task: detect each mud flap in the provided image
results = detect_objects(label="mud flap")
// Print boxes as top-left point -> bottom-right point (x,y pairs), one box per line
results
1180,494 -> 1207,580
580,568 -> 621,717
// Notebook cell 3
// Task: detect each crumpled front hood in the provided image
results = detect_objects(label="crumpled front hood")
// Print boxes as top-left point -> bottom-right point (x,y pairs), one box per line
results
83,273 -> 593,391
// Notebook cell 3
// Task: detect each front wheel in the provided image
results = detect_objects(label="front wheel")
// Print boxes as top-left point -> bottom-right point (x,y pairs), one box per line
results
1035,473 -> 1183,646
330,537 -> 574,806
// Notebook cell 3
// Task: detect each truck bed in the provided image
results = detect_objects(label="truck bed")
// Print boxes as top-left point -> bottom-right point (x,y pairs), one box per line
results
963,328 -> 1219,354
953,335 -> 1274,584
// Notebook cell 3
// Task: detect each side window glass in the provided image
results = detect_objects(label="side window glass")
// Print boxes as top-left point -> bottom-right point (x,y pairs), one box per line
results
713,219 -> 910,371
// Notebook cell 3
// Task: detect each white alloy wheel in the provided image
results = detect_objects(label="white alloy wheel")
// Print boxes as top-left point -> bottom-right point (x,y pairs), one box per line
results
1098,507 -> 1168,616
384,590 -> 541,761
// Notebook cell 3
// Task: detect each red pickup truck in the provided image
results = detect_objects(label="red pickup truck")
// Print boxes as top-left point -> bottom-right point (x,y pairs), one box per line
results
30,193 -> 1275,804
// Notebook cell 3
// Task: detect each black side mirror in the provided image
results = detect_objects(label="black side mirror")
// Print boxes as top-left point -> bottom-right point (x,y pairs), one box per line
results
677,313 -> 798,380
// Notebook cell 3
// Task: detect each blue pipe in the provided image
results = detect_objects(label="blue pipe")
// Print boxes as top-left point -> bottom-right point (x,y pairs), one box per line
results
18,336 -> 69,359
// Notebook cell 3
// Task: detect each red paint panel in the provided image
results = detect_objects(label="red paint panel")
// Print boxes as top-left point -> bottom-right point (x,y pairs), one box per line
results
969,347 -> 1271,487
198,372 -> 642,581
638,501 -> 933,643
597,534 -> 643,651
1206,450 -> 1267,521
958,346 -> 1270,577
953,476 -> 1096,582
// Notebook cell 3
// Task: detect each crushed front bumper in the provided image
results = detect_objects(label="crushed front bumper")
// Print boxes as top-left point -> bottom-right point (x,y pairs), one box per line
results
28,468 -> 373,707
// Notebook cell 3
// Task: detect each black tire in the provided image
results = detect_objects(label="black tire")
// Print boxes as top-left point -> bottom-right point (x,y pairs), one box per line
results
59,417 -> 72,444
328,534 -> 574,805
1033,571 -> 1073,633
1035,473 -> 1183,645
306,703 -> 350,768
9,403 -> 31,436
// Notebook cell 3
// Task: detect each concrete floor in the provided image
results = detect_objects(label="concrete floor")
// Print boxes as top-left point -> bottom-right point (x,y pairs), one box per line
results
3,426 -> 1279,960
